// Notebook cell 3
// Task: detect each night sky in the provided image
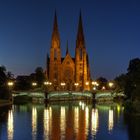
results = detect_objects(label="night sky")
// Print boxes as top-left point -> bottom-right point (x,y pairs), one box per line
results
0,0 -> 140,80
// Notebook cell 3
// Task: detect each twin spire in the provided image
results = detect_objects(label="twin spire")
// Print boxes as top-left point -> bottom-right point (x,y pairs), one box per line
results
76,12 -> 85,46
52,11 -> 85,49
51,11 -> 60,43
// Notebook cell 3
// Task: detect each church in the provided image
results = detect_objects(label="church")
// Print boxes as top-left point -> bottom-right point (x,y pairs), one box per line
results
46,12 -> 91,91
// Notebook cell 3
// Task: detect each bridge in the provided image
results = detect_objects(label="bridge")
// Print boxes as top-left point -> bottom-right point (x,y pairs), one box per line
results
45,91 -> 94,101
12,90 -> 125,102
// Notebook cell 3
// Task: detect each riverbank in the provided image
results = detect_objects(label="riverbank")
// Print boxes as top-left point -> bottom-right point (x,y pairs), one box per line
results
0,99 -> 12,107
124,99 -> 140,116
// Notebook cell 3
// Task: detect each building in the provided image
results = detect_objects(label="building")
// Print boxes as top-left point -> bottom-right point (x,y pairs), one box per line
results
46,12 -> 91,91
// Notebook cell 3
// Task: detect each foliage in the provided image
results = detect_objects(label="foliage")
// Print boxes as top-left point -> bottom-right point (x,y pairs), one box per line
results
126,58 -> 140,100
115,74 -> 128,92
96,77 -> 108,90
34,67 -> 46,87
114,58 -> 140,103
14,76 -> 31,90
0,66 -> 7,87
0,66 -> 12,99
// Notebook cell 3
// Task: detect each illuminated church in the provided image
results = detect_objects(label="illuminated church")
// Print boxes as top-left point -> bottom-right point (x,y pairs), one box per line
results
46,12 -> 91,91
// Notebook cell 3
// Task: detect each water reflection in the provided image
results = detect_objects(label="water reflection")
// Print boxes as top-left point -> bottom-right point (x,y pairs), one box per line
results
32,107 -> 37,140
85,107 -> 89,135
108,109 -> 114,132
44,107 -> 52,139
0,102 -> 133,140
91,109 -> 99,136
74,106 -> 79,139
60,106 -> 66,139
7,110 -> 14,140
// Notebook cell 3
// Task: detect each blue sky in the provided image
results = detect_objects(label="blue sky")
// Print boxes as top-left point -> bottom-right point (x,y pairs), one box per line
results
0,0 -> 140,79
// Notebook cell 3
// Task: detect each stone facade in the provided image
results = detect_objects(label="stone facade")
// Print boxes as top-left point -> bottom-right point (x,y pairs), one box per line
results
46,12 -> 91,91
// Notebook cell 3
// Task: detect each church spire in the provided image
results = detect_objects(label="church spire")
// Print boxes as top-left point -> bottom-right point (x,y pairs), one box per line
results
53,11 -> 58,33
76,11 -> 85,48
51,11 -> 60,47
66,40 -> 69,55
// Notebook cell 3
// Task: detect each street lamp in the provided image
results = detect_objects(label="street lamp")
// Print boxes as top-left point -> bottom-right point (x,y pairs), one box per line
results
108,82 -> 114,88
32,82 -> 37,87
7,81 -> 14,102
92,81 -> 99,91
93,87 -> 96,91
102,86 -> 106,90
92,81 -> 99,86
44,81 -> 52,86
61,82 -> 66,90
74,83 -> 79,91
85,82 -> 89,86
7,81 -> 14,87
44,81 -> 52,91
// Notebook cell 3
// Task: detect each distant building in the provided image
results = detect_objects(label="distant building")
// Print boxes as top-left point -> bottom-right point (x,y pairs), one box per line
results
46,12 -> 91,91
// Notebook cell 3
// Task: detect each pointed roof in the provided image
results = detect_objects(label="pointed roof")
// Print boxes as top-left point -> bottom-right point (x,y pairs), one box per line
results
76,11 -> 85,47
66,40 -> 69,55
51,11 -> 60,42
62,54 -> 75,66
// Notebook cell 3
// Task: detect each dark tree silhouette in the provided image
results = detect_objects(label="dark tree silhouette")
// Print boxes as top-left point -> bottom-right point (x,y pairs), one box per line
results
114,58 -> 140,100
35,67 -> 46,87
96,77 -> 108,90
0,66 -> 10,99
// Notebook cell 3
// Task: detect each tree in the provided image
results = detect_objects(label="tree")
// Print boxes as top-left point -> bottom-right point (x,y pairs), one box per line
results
0,66 -> 7,87
115,74 -> 128,92
126,58 -> 140,100
0,66 -> 10,99
7,71 -> 14,80
96,77 -> 108,90
35,67 -> 46,87
114,58 -> 140,100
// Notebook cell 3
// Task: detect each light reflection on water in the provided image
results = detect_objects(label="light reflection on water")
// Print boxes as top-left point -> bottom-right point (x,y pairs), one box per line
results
0,102 -> 130,140
44,107 -> 52,139
74,107 -> 79,136
60,106 -> 66,140
32,107 -> 37,140
7,110 -> 14,140
108,109 -> 114,132
91,109 -> 99,137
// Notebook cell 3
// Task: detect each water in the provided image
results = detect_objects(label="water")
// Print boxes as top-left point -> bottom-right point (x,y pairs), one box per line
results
0,101 -> 140,140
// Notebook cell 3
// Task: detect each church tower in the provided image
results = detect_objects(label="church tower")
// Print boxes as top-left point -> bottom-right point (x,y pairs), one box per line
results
75,12 -> 89,90
49,12 -> 61,85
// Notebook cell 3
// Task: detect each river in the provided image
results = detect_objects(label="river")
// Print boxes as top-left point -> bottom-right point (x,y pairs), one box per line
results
0,101 -> 140,140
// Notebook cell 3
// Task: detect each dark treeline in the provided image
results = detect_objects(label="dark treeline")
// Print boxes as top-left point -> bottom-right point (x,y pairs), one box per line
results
14,67 -> 46,90
0,66 -> 13,99
115,58 -> 140,113
0,66 -> 46,99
